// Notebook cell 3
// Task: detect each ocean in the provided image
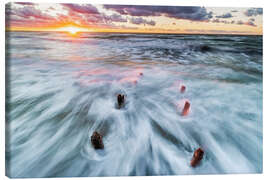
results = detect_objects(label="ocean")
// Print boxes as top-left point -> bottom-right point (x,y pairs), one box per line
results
5,31 -> 263,178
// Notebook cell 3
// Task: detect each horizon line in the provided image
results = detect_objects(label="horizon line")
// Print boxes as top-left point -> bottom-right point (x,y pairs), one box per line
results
5,29 -> 262,36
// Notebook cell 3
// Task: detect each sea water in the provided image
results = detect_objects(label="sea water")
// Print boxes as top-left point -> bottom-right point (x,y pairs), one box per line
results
5,32 -> 262,178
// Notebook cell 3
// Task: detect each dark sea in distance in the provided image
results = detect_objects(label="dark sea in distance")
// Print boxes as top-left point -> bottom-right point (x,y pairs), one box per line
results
5,31 -> 262,178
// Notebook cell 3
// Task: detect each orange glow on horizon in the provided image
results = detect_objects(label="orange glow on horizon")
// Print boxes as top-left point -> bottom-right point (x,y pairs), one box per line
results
6,22 -> 263,35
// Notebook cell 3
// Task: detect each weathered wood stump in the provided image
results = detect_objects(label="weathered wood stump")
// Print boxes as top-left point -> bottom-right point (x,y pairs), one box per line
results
181,101 -> 190,116
117,94 -> 125,108
91,131 -> 104,149
180,85 -> 186,93
190,148 -> 204,167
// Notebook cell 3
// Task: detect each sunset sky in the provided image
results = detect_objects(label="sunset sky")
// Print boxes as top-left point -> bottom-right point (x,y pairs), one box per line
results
5,2 -> 263,35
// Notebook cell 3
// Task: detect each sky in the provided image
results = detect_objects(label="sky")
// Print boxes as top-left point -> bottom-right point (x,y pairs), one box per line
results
5,2 -> 263,35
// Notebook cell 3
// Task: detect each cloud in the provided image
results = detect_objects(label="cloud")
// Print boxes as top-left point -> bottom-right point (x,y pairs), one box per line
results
237,20 -> 244,25
6,3 -> 261,32
244,8 -> 263,17
211,17 -> 254,26
185,29 -> 252,34
216,13 -> 233,18
245,21 -> 256,27
62,4 -> 128,26
62,3 -> 99,14
245,18 -> 257,27
5,4 -> 61,28
14,2 -> 35,6
129,17 -> 155,26
82,13 -> 128,27
212,19 -> 231,24
10,6 -> 55,21
7,3 -> 130,29
236,20 -> 256,27
212,19 -> 220,23
104,14 -> 127,23
221,20 -> 230,24
103,5 -> 213,21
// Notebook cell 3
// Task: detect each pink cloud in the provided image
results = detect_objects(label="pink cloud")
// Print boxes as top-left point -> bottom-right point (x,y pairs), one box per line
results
62,4 -> 99,14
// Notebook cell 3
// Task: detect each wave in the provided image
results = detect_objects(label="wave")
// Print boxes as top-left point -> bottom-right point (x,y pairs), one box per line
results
5,32 -> 263,177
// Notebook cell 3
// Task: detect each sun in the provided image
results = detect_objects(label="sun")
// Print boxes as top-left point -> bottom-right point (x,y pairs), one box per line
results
61,26 -> 80,35
65,26 -> 80,34
57,26 -> 88,36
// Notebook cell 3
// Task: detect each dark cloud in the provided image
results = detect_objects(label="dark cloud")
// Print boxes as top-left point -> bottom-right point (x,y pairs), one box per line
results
212,19 -> 220,23
62,4 -> 99,14
130,17 -> 155,26
104,14 -> 127,23
83,14 -> 103,24
103,5 -> 213,21
62,4 -> 129,26
236,20 -> 256,27
82,13 -> 128,25
216,13 -> 233,18
237,20 -> 244,25
14,2 -> 35,6
221,20 -> 230,24
212,19 -> 230,24
116,25 -> 139,30
244,8 -> 262,17
245,18 -> 257,27
245,21 -> 256,27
